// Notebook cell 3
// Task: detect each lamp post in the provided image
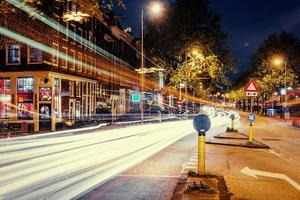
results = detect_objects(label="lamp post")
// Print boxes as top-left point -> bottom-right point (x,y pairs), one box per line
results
272,56 -> 290,119
138,2 -> 163,123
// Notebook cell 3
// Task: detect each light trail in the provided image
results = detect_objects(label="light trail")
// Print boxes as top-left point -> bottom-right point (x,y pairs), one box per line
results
0,110 -> 237,200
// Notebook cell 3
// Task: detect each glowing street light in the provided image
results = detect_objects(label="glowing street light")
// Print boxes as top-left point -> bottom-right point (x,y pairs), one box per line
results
271,55 -> 289,119
139,1 -> 164,123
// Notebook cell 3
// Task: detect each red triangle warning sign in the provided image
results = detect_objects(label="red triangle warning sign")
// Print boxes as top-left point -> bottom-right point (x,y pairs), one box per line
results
244,80 -> 258,92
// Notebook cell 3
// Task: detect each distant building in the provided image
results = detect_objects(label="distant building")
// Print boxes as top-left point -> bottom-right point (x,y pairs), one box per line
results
0,0 -> 157,133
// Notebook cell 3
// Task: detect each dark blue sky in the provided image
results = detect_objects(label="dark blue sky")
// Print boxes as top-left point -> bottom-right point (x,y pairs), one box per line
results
118,0 -> 300,75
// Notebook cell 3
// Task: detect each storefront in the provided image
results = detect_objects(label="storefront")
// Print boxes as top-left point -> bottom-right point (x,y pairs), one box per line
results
0,71 -> 97,133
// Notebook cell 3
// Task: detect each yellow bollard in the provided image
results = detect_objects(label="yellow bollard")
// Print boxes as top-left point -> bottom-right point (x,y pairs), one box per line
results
231,119 -> 234,130
198,134 -> 206,174
249,123 -> 253,143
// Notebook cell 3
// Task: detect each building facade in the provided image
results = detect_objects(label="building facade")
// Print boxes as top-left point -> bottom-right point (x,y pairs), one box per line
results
0,0 -> 158,133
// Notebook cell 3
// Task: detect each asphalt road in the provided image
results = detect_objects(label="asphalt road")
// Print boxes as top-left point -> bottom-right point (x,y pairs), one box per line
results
0,108 -> 233,200
81,112 -> 300,200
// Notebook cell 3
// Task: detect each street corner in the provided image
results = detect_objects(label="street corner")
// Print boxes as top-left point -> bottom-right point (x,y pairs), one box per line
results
207,131 -> 270,149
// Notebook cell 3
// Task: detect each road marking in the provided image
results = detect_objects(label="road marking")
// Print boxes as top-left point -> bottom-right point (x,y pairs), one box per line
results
268,149 -> 299,166
121,174 -> 180,178
240,167 -> 300,191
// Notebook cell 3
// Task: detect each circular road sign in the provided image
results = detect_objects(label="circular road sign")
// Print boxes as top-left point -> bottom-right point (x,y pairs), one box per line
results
248,113 -> 256,123
230,114 -> 235,120
193,114 -> 211,135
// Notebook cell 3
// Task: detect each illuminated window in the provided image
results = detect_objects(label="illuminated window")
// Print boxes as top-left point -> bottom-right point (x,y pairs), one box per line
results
6,42 -> 20,65
88,56 -> 92,74
83,54 -> 87,73
28,46 -> 42,64
40,105 -> 50,120
54,78 -> 61,120
0,78 -> 11,119
17,77 -> 34,120
39,87 -> 52,101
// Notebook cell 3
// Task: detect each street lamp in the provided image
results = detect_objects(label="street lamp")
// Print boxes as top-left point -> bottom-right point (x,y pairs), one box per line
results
271,56 -> 290,119
183,49 -> 203,113
138,2 -> 163,123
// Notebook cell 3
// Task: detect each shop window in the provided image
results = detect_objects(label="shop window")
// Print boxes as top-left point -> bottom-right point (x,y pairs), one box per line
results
6,42 -> 21,65
54,78 -> 61,120
39,87 -> 52,101
28,46 -> 42,64
40,105 -> 50,120
17,77 -> 34,120
0,78 -> 11,119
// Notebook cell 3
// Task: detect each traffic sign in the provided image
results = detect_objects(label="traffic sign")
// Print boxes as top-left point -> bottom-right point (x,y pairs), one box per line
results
248,113 -> 256,123
230,114 -> 235,120
131,93 -> 140,103
246,92 -> 258,97
178,100 -> 182,108
193,114 -> 211,135
244,80 -> 258,92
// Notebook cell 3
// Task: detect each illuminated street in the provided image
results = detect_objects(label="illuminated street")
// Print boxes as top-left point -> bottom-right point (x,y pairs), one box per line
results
0,109 -> 232,199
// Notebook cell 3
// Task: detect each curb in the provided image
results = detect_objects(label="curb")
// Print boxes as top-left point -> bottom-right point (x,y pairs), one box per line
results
206,141 -> 269,149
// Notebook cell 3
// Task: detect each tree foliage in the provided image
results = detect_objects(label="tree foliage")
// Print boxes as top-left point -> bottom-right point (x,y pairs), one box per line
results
229,32 -> 300,101
145,0 -> 235,96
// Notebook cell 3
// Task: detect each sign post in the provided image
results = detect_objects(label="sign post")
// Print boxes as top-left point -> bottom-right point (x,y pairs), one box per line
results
244,80 -> 259,113
247,113 -> 256,143
193,114 -> 211,174
230,114 -> 235,130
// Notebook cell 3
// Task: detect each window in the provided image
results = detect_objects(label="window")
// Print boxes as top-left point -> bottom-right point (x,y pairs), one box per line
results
17,77 -> 34,120
0,78 -> 11,119
87,56 -> 92,74
61,46 -> 68,69
52,43 -> 59,66
69,81 -> 75,97
78,28 -> 83,47
76,52 -> 82,72
54,78 -> 61,120
76,82 -> 81,97
6,42 -> 21,65
83,54 -> 87,73
39,87 -> 52,101
28,46 -> 42,64
69,23 -> 76,45
69,49 -> 75,70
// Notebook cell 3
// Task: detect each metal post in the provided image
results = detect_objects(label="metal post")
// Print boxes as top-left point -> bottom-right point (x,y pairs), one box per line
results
231,119 -> 234,130
140,9 -> 144,123
249,122 -> 253,143
198,130 -> 206,174
179,82 -> 182,100
250,97 -> 253,113
185,80 -> 188,112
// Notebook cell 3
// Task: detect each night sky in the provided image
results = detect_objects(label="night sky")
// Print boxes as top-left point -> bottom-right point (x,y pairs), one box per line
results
118,0 -> 300,76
